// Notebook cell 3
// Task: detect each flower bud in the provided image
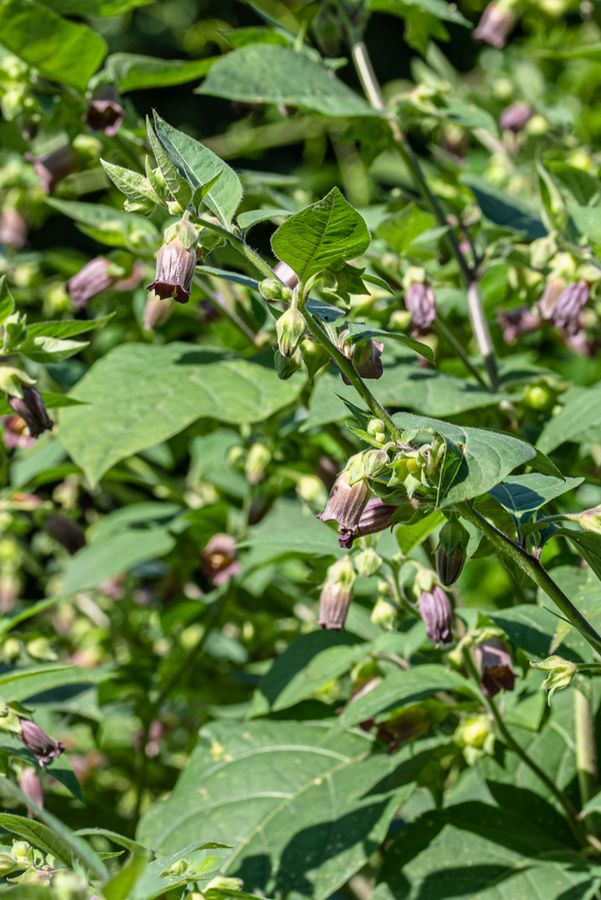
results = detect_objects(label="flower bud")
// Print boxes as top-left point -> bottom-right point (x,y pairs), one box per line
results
85,86 -> 125,136
300,337 -> 329,378
27,145 -> 77,194
370,596 -> 398,630
43,515 -> 86,555
419,586 -> 453,644
499,102 -> 533,133
455,714 -> 492,750
245,443 -> 271,485
8,387 -> 53,438
18,767 -> 44,811
436,517 -> 469,586
318,557 -> 355,630
0,853 -> 16,875
474,637 -> 515,696
276,302 -> 304,358
274,348 -> 302,380
474,1 -> 516,48
66,257 -> 116,309
565,505 -> 601,533
543,279 -> 590,335
11,841 -> 31,862
0,208 -> 27,249
404,281 -> 436,334
340,336 -> 383,384
273,261 -> 299,290
531,655 -> 577,704
318,472 -> 371,532
296,475 -> 328,506
201,534 -> 239,586
19,720 -> 65,767
147,222 -> 198,303
259,277 -> 291,303
497,305 -> 540,343
354,547 -> 382,577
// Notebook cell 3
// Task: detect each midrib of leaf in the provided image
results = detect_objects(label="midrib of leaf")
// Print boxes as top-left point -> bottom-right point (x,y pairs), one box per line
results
300,199 -> 337,281
155,125 -> 229,224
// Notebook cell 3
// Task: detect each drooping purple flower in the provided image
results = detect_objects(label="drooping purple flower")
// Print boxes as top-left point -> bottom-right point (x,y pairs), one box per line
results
338,498 -> 397,548
8,387 -> 53,438
0,208 -> 27,249
318,558 -> 355,630
274,261 -> 299,290
2,415 -> 35,450
474,2 -> 515,48
85,86 -> 125,137
545,279 -> 590,335
44,515 -> 86,555
497,305 -> 540,343
20,720 -> 65,768
318,473 -> 371,532
405,282 -> 436,334
18,767 -> 44,813
28,145 -> 77,194
202,534 -> 240,586
419,586 -> 453,644
147,236 -> 197,304
474,637 -> 516,696
499,102 -> 533,133
66,257 -> 116,309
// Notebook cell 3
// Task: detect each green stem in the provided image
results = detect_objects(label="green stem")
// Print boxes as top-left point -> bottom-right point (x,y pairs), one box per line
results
575,685 -> 598,810
303,309 -> 403,442
434,317 -> 488,389
348,32 -> 499,390
194,274 -> 262,348
461,504 -> 601,657
462,648 -> 587,847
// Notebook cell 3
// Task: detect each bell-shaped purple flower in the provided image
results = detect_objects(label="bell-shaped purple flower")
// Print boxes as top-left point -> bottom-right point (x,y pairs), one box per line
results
497,305 -> 540,343
318,558 -> 355,630
318,473 -> 371,532
202,534 -> 240,586
85,86 -> 125,137
66,257 -> 116,309
28,145 -> 77,194
474,2 -> 515,48
338,498 -> 398,548
474,637 -> 516,696
499,102 -> 533,133
405,282 -> 436,334
20,720 -> 65,768
0,208 -> 27,249
44,515 -> 86,556
419,586 -> 453,644
8,387 -> 53,438
546,279 -> 590,336
147,234 -> 197,304
18,767 -> 44,812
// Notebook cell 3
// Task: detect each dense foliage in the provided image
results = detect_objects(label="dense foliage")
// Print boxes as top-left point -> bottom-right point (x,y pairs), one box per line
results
4,0 -> 601,897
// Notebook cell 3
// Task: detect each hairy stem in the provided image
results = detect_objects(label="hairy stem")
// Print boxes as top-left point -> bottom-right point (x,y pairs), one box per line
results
462,649 -> 587,847
461,504 -> 601,657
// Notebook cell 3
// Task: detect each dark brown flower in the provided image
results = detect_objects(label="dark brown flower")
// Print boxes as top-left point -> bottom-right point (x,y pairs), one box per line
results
202,534 -> 240,586
28,145 -> 77,194
85,86 -> 125,137
8,387 -> 53,438
475,637 -> 515,696
497,305 -> 541,343
339,336 -> 383,385
318,473 -> 371,532
66,257 -> 116,309
44,515 -> 86,555
474,2 -> 515,48
338,498 -> 397,548
147,236 -> 197,304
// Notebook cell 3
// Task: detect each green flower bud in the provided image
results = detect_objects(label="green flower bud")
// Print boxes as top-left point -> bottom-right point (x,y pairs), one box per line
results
565,505 -> 601,534
11,841 -> 31,862
300,336 -> 329,378
371,596 -> 398,630
354,547 -> 382,577
454,714 -> 492,750
296,475 -> 327,506
436,516 -> 469,586
163,857 -> 189,876
367,418 -> 386,442
531,655 -> 577,704
259,277 -> 292,303
274,348 -> 302,380
344,449 -> 388,485
276,302 -> 305,358
245,443 -> 271,485
0,853 -> 16,875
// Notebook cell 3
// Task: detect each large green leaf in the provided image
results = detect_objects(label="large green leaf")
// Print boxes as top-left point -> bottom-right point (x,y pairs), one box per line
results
303,363 -> 503,431
337,665 -> 478,730
0,0 -> 106,91
537,383 -> 601,453
46,199 -> 159,250
197,44 -> 377,118
104,53 -> 214,92
153,114 -> 242,226
489,474 -> 583,522
0,663 -> 108,702
374,802 -> 599,899
241,499 -> 343,568
44,0 -> 153,13
58,344 -> 302,485
394,413 -> 537,506
138,721 -> 428,900
271,188 -> 370,282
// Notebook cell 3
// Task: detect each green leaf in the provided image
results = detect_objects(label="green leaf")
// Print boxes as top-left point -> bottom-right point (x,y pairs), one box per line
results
463,176 -> 547,239
376,204 -> 437,254
251,631 -> 366,716
489,474 -> 583,523
337,665 -> 478,730
44,0 -> 153,14
138,721 -> 427,900
101,160 -> 157,207
241,499 -> 342,569
0,814 -> 86,869
556,530 -> 601,583
537,383 -> 601,453
374,802 -> 599,899
0,0 -> 107,91
368,0 -> 470,26
272,188 -> 370,283
0,277 -> 15,326
569,204 -> 601,244
395,413 -> 537,506
152,113 -> 242,226
237,208 -> 291,231
58,344 -> 303,485
396,510 -> 445,554
197,44 -> 377,118
104,52 -> 215,92
345,326 -> 434,364
15,335 -> 88,364
26,314 -> 114,340
129,843 -> 231,900
46,199 -> 159,250
0,663 -> 108,702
